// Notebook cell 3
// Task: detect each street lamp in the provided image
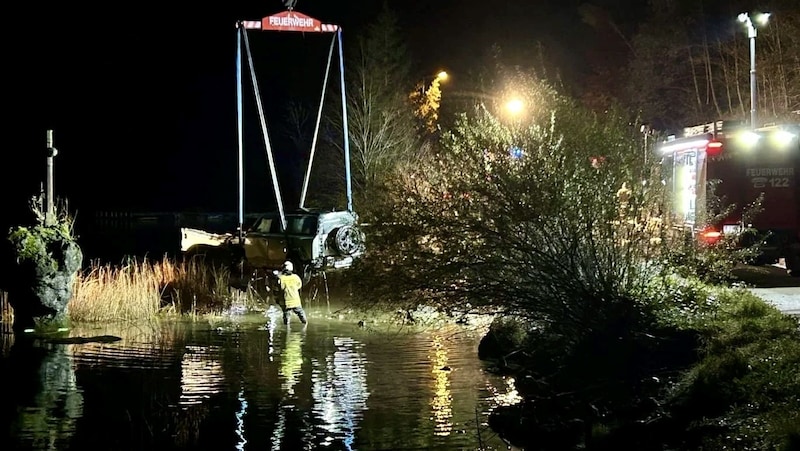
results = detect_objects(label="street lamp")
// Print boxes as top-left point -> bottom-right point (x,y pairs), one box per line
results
417,70 -> 448,95
505,97 -> 524,117
738,11 -> 771,130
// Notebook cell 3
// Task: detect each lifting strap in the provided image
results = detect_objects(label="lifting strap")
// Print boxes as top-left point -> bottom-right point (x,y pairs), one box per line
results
300,33 -> 337,209
241,27 -> 287,232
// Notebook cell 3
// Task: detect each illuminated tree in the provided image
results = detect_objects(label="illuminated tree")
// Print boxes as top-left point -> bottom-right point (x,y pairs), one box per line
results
409,72 -> 448,134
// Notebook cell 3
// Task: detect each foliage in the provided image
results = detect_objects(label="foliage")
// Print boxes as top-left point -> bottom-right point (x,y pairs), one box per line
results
661,287 -> 800,451
659,184 -> 765,285
8,226 -> 71,272
409,74 -> 445,134
7,195 -> 76,272
350,72 -> 664,328
483,274 -> 800,450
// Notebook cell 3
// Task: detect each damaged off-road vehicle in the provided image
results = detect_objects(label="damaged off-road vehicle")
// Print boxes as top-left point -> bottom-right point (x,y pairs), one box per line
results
181,208 -> 364,283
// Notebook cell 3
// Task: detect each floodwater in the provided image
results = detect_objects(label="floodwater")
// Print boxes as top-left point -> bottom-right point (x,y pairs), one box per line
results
0,303 -> 521,450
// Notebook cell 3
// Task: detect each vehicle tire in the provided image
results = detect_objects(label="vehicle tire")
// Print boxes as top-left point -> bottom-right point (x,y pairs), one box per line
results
295,261 -> 312,285
245,267 -> 271,298
328,225 -> 365,256
287,254 -> 312,285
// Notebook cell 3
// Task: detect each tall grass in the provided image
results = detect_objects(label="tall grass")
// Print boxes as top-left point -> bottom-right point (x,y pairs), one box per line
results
68,256 -> 256,322
1,290 -> 11,324
69,259 -> 162,322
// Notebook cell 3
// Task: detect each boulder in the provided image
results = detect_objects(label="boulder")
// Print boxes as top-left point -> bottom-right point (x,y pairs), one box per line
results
6,223 -> 83,330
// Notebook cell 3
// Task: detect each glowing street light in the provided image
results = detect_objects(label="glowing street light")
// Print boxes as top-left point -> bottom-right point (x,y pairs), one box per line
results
737,11 -> 771,129
505,97 -> 524,117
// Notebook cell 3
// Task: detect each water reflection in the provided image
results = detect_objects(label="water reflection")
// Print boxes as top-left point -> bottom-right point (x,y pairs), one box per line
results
2,309 -> 521,450
235,385 -> 248,451
280,326 -> 305,394
312,336 -> 369,450
179,345 -> 224,406
487,375 -> 523,407
270,324 -> 308,450
430,334 -> 454,436
1,340 -> 83,450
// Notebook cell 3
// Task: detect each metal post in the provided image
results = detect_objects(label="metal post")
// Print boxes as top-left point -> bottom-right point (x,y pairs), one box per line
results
748,29 -> 757,130
236,23 -> 244,241
45,129 -> 58,226
643,132 -> 648,165
337,29 -> 353,214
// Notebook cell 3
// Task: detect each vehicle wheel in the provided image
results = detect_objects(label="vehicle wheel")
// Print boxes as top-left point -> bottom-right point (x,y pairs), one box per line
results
246,267 -> 271,298
287,255 -> 312,285
295,263 -> 313,285
328,225 -> 365,255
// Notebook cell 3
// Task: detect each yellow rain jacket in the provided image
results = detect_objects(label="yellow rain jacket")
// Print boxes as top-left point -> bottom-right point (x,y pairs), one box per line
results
278,273 -> 303,308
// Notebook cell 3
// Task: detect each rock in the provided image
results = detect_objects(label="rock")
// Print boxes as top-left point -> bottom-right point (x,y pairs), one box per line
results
6,223 -> 83,330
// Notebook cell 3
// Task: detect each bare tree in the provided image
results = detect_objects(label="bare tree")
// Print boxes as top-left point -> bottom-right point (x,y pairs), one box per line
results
624,0 -> 800,129
317,3 -> 419,217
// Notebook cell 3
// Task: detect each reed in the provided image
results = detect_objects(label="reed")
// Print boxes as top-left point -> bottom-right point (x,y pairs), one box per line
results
69,258 -> 164,322
68,256 -> 251,322
162,256 -> 237,316
1,290 -> 12,324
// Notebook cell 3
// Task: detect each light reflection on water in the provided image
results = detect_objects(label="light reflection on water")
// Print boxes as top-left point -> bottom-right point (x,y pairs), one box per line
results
430,333 -> 454,436
1,305 -> 520,450
180,345 -> 225,406
311,336 -> 369,450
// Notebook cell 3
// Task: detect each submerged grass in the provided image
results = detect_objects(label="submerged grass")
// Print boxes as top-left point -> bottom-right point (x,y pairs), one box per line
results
68,256 -> 262,322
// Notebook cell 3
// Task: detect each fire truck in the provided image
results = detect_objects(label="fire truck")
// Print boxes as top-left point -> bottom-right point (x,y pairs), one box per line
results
657,120 -> 800,276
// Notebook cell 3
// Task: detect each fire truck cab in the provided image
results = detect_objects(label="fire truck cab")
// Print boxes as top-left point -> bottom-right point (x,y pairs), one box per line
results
658,120 -> 800,276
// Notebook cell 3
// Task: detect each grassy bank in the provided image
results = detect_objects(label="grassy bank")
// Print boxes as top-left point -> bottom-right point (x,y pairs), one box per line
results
656,281 -> 800,450
483,275 -> 800,450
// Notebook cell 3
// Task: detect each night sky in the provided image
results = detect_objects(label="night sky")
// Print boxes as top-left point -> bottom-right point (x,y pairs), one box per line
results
3,0 -> 643,223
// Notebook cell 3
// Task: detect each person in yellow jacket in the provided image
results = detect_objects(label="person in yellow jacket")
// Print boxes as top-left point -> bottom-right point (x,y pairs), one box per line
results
274,261 -> 307,325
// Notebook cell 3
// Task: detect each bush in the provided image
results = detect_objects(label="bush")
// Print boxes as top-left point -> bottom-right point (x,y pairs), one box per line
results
344,67 -> 798,449
658,189 -> 765,286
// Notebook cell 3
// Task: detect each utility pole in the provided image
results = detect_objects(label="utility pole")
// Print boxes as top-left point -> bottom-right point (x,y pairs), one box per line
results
738,12 -> 771,130
45,130 -> 58,226
640,124 -> 652,166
